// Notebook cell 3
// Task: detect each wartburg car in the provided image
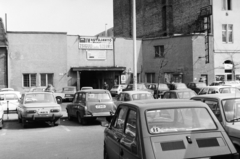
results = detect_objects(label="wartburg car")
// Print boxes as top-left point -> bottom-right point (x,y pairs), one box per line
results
17,92 -> 62,128
66,89 -> 116,125
101,99 -> 239,159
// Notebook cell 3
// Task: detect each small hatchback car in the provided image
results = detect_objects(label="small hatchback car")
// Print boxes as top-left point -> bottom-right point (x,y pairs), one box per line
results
66,89 -> 116,125
101,99 -> 239,159
17,92 -> 62,128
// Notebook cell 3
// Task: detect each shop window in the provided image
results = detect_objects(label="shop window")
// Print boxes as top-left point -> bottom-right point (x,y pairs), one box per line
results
146,73 -> 155,83
23,74 -> 37,87
40,73 -> 54,87
154,45 -> 164,58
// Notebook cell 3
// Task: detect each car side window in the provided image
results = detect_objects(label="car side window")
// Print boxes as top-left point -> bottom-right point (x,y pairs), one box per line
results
204,100 -> 222,122
113,107 -> 128,131
76,93 -> 82,102
199,88 -> 208,95
82,93 -> 86,101
163,92 -> 170,99
170,93 -> 177,99
73,93 -> 79,103
119,93 -> 125,101
124,94 -> 131,101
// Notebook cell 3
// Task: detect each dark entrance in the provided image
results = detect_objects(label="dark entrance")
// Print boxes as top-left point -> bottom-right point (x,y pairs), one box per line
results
72,67 -> 126,91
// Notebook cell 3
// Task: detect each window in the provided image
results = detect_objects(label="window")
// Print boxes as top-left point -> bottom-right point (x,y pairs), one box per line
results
204,100 -> 222,122
154,45 -> 164,57
40,74 -> 53,87
222,0 -> 232,10
23,74 -> 36,87
146,73 -> 155,83
113,107 -> 128,131
222,24 -> 233,43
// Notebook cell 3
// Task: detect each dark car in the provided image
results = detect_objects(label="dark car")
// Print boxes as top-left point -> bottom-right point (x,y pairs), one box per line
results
66,89 -> 116,125
123,83 -> 154,96
100,99 -> 239,159
146,83 -> 169,99
187,82 -> 207,94
162,89 -> 197,99
167,82 -> 188,90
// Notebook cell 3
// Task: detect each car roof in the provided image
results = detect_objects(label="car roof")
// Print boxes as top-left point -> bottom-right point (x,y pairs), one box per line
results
122,99 -> 207,111
165,89 -> 194,92
77,89 -> 109,93
201,85 -> 232,88
192,93 -> 240,100
22,92 -> 53,95
63,86 -> 76,88
121,90 -> 151,94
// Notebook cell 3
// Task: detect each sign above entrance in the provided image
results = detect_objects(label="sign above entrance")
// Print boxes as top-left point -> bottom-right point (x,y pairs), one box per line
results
79,37 -> 113,50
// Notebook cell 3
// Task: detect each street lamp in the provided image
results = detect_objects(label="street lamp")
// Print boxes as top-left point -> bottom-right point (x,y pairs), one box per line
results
132,0 -> 137,91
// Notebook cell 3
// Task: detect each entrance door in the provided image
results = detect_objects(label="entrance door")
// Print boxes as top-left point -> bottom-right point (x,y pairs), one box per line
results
227,74 -> 232,81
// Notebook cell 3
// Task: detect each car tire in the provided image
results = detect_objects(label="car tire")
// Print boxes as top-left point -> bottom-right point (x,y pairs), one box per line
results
56,97 -> 62,104
22,117 -> 27,128
53,119 -> 60,126
77,112 -> 86,125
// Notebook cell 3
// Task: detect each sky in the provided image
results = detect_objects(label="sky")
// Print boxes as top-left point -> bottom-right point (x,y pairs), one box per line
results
0,0 -> 113,36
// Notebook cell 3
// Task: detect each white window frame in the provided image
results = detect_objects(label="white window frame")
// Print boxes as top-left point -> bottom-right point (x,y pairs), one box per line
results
22,74 -> 37,87
222,24 -> 233,43
40,73 -> 54,87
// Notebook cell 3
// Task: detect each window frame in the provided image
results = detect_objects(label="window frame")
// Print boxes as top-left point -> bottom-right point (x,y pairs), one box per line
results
154,45 -> 165,58
22,73 -> 37,87
222,0 -> 232,11
222,24 -> 233,43
40,73 -> 54,87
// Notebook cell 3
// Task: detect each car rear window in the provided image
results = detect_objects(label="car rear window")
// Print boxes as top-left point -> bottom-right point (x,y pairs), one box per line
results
25,93 -> 55,104
177,91 -> 196,99
132,93 -> 153,100
146,107 -> 216,134
87,93 -> 111,101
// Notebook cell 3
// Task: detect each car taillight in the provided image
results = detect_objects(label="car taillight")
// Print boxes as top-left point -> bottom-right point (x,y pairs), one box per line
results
50,109 -> 60,113
26,110 -> 37,113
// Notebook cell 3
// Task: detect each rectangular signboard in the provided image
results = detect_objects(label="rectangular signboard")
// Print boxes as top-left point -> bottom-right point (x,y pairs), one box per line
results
79,37 -> 113,50
86,50 -> 106,60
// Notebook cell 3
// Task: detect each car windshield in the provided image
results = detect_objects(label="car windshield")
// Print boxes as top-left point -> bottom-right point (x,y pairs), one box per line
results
177,91 -> 196,99
63,87 -> 75,91
87,93 -> 111,101
158,84 -> 168,89
146,107 -> 216,134
24,93 -> 55,104
222,99 -> 240,122
132,93 -> 153,100
175,83 -> 187,89
196,83 -> 207,87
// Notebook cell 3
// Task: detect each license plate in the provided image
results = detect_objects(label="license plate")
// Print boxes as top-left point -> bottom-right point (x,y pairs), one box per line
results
96,105 -> 106,109
66,94 -> 70,97
38,110 -> 49,114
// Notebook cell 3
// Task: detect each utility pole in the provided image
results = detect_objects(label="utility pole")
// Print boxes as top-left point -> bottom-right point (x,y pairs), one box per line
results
133,0 -> 137,91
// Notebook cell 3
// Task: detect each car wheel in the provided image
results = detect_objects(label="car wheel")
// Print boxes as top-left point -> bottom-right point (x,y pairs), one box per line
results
77,112 -> 86,125
104,146 -> 109,159
22,117 -> 27,128
56,97 -> 62,104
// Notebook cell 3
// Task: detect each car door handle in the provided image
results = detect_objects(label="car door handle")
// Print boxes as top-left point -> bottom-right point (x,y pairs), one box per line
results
120,149 -> 124,156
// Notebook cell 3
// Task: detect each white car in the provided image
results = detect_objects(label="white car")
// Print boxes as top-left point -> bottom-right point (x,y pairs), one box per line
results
0,91 -> 21,113
0,105 -> 3,129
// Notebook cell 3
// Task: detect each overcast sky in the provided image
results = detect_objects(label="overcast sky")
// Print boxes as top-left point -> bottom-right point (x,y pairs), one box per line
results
0,0 -> 113,36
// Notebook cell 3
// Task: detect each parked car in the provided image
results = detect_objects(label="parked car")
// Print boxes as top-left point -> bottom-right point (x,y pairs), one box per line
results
0,105 -> 3,129
114,90 -> 154,107
110,84 -> 127,96
122,83 -> 154,96
17,92 -> 63,128
209,81 -> 225,86
62,86 -> 76,102
100,99 -> 239,159
0,91 -> 21,113
66,89 -> 116,125
198,86 -> 240,95
162,89 -> 197,99
81,86 -> 93,90
191,93 -> 240,152
166,82 -> 189,90
187,82 -> 207,94
29,86 -> 65,104
146,83 -> 169,99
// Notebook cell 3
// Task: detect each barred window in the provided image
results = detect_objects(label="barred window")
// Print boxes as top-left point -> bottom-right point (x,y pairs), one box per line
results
40,74 -> 54,87
23,74 -> 37,87
154,45 -> 164,58
222,24 -> 233,43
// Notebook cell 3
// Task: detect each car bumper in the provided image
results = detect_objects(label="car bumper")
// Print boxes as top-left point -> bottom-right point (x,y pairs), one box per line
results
24,113 -> 63,122
84,112 -> 114,117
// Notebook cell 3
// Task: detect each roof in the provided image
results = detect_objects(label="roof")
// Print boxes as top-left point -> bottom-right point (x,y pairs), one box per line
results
122,99 -> 207,110
193,93 -> 240,100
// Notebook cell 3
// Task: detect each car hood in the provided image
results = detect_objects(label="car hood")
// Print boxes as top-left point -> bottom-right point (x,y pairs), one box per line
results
23,103 -> 60,108
146,132 -> 233,159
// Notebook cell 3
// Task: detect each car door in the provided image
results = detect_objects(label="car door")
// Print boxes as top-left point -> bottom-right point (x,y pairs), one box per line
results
120,108 -> 140,159
105,106 -> 128,159
73,93 -> 83,117
67,93 -> 78,116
